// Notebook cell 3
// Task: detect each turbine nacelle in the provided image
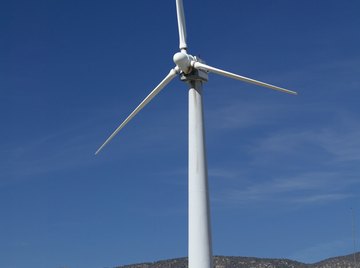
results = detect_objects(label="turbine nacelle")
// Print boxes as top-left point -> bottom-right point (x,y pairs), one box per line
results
173,52 -> 194,74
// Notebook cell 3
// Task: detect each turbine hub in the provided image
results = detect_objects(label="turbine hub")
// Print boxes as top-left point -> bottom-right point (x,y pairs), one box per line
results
173,52 -> 194,74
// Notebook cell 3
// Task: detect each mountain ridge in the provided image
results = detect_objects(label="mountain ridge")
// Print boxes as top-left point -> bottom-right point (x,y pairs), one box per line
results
115,252 -> 360,268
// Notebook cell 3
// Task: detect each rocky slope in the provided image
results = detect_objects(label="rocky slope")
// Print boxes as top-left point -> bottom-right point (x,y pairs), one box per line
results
115,252 -> 360,268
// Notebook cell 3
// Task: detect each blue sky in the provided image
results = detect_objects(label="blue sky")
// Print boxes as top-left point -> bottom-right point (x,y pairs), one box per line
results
1,0 -> 360,267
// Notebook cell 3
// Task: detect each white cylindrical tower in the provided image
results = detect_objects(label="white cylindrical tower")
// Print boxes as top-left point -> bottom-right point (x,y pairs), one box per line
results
188,80 -> 213,268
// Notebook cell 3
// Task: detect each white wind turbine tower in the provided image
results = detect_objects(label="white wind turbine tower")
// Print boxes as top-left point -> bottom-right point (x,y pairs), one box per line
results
95,1 -> 297,268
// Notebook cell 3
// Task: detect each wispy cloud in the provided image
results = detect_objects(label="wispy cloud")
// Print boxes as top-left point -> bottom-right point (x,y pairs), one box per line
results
209,168 -> 245,180
214,170 -> 358,206
289,238 -> 351,263
315,126 -> 360,162
251,118 -> 360,163
211,113 -> 360,207
293,193 -> 352,204
207,99 -> 296,130
0,120 -> 105,187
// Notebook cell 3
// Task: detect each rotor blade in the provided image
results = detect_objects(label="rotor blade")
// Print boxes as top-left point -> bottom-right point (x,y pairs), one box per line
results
192,61 -> 297,95
95,68 -> 179,155
176,0 -> 187,51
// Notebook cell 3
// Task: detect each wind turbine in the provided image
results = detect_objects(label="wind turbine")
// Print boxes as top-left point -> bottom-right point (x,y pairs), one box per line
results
95,1 -> 297,268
